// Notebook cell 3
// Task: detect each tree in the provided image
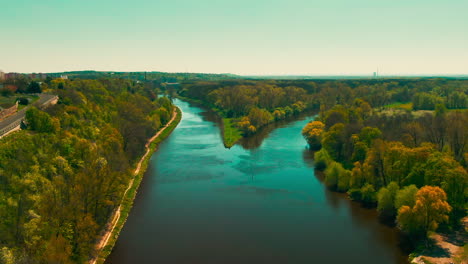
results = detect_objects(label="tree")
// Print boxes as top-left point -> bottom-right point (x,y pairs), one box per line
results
337,169 -> 351,192
248,107 -> 273,128
397,186 -> 451,236
0,247 -> 16,264
16,97 -> 29,105
324,162 -> 342,189
43,234 -> 73,264
25,107 -> 56,133
314,148 -> 332,170
360,183 -> 376,205
395,184 -> 418,210
26,81 -> 41,93
377,182 -> 399,217
359,126 -> 382,147
321,123 -> 345,161
302,120 -> 325,150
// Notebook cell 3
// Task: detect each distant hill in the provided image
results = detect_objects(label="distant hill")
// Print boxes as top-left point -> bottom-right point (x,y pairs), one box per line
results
46,70 -> 240,82
243,75 -> 468,80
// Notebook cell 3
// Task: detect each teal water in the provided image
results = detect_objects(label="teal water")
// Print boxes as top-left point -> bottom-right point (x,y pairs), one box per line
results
106,99 -> 408,264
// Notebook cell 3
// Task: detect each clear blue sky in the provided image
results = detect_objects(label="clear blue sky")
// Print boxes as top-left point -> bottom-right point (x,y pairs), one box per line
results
1,0 -> 467,75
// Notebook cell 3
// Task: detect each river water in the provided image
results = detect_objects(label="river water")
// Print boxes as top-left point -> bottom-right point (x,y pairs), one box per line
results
106,99 -> 409,264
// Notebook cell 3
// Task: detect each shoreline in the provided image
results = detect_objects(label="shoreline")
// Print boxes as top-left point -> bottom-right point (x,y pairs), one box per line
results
90,106 -> 182,264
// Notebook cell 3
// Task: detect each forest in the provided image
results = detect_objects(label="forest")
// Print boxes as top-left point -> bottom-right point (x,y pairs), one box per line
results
178,78 -> 468,147
0,78 -> 174,263
301,78 -> 467,251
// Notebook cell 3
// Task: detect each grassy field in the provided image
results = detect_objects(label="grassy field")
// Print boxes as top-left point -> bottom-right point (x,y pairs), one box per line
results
384,102 -> 413,110
222,118 -> 242,148
97,107 -> 182,264
0,95 -> 39,110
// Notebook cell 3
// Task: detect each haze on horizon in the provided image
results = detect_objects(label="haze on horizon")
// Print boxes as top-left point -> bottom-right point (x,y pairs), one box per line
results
1,0 -> 467,76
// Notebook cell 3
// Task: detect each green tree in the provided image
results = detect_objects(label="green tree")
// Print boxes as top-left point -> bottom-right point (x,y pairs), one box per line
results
314,148 -> 332,170
377,182 -> 399,217
360,183 -> 376,204
321,123 -> 345,161
26,81 -> 41,93
25,107 -> 56,133
394,185 -> 418,210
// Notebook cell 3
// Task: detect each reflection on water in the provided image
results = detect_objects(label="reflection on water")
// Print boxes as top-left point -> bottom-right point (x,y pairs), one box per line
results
106,99 -> 410,264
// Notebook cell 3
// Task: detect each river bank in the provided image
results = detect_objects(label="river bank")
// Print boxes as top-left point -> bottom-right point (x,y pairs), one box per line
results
90,106 -> 182,264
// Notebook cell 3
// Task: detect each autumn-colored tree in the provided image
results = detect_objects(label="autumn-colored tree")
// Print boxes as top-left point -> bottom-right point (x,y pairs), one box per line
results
397,186 -> 451,236
416,152 -> 468,211
302,120 -> 325,150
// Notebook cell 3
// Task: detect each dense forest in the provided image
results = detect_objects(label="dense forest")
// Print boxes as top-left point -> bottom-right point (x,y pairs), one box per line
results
178,80 -> 315,141
0,78 -> 173,263
301,79 -> 467,245
45,71 -> 238,82
178,78 -> 468,144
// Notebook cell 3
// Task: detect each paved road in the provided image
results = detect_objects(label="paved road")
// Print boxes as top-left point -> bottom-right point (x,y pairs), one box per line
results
0,94 -> 58,136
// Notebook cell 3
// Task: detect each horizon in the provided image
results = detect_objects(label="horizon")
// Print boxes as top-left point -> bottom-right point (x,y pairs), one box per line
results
1,69 -> 467,78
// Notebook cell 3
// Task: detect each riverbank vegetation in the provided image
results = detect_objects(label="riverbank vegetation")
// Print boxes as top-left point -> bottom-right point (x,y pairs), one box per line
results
302,78 -> 468,262
0,78 -> 175,263
177,78 -> 468,149
176,80 -> 315,146
96,107 -> 181,264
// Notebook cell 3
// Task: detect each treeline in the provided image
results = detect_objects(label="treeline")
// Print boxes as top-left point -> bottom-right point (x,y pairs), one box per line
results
179,78 -> 468,137
45,71 -> 238,82
0,78 -> 173,263
179,80 -> 314,134
303,94 -> 467,239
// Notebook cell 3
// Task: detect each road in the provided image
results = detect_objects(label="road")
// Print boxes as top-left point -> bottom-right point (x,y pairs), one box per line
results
0,94 -> 58,137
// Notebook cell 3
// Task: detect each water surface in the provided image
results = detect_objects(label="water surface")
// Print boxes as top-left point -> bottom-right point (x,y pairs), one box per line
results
107,99 -> 409,264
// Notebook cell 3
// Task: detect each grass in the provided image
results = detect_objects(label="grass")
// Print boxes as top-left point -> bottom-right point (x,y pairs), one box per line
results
0,94 -> 40,110
222,118 -> 242,148
384,102 -> 413,110
96,107 -> 182,264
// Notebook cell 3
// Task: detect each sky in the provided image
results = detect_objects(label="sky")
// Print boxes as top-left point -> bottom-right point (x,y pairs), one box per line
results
1,0 -> 467,75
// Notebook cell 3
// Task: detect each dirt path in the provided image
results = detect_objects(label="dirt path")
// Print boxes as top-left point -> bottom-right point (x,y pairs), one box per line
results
89,108 -> 178,264
412,217 -> 468,264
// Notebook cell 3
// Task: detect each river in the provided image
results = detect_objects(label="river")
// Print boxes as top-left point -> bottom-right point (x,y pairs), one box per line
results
106,98 -> 409,264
